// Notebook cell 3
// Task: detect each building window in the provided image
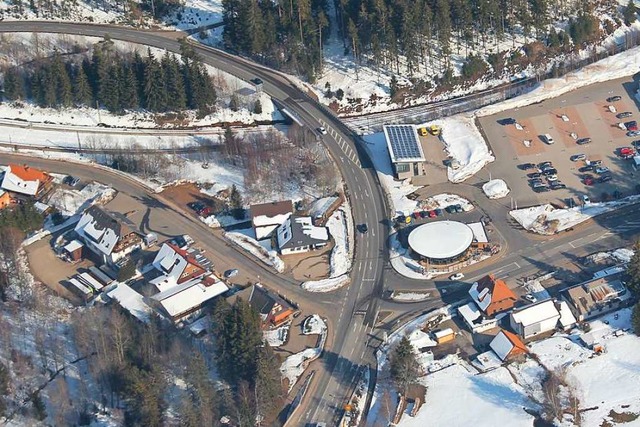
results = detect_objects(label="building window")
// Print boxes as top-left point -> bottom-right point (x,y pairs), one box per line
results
395,163 -> 410,173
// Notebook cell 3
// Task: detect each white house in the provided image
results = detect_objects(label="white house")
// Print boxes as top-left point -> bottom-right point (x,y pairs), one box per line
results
1,163 -> 53,197
151,274 -> 228,323
276,216 -> 329,255
250,200 -> 293,240
149,243 -> 207,293
509,299 -> 560,339
74,206 -> 143,266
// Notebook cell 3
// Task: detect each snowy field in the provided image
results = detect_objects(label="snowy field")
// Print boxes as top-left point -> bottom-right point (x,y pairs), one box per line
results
510,195 -> 640,234
263,323 -> 289,348
482,179 -> 510,199
46,181 -> 116,216
421,193 -> 474,211
390,291 -> 431,302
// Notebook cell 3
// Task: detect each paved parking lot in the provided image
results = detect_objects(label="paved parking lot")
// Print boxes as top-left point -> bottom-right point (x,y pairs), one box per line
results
479,75 -> 640,207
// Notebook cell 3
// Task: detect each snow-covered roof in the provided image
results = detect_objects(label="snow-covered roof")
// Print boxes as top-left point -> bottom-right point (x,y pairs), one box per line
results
77,272 -> 104,291
107,282 -> 153,323
308,196 -> 339,219
0,164 -> 50,196
253,212 -> 291,228
558,301 -> 577,329
408,329 -> 437,350
67,278 -> 92,296
482,179 -> 510,199
152,277 -> 228,319
254,223 -> 280,241
467,221 -> 488,243
408,221 -> 474,259
489,330 -> 527,361
277,216 -> 329,250
150,243 -> 207,292
510,300 -> 560,327
74,206 -> 124,256
251,201 -> 292,227
33,201 -> 50,213
468,275 -> 516,314
64,239 -> 83,252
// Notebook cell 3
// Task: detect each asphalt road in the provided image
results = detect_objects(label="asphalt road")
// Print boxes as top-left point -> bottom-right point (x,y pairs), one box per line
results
0,21 -> 391,425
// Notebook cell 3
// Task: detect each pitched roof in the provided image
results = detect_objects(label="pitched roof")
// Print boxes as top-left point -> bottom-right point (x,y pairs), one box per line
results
7,164 -> 50,182
510,299 -> 560,327
469,274 -> 516,312
490,329 -> 528,361
276,216 -> 329,250
75,206 -> 130,256
234,285 -> 294,319
250,200 -> 293,223
151,242 -> 207,292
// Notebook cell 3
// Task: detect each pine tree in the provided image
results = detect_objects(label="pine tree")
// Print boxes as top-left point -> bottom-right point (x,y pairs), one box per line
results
119,65 -> 139,110
229,184 -> 244,219
389,75 -> 399,98
633,302 -> 640,335
255,345 -> 283,421
2,69 -> 25,101
143,54 -> 167,112
52,51 -> 73,107
389,336 -> 420,394
229,93 -> 240,112
624,0 -> 637,25
73,66 -> 93,106
626,241 -> 640,295
253,99 -> 262,114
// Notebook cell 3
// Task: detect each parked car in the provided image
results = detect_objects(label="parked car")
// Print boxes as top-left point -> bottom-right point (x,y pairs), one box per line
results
445,205 -> 456,213
619,147 -> 635,157
538,161 -> 553,169
529,179 -> 544,186
317,126 -> 327,135
625,121 -> 638,132
607,95 -> 622,102
63,175 -> 80,186
579,165 -> 594,172
598,174 -> 613,183
528,172 -> 542,179
587,159 -> 603,166
524,294 -> 538,303
434,208 -> 443,216
429,210 -> 437,218
519,162 -> 536,170
417,127 -> 428,136
595,166 -> 610,174
627,130 -> 640,137
576,137 -> 592,145
534,186 -> 550,193
541,134 -> 555,144
617,111 -> 633,119
454,204 -> 464,213
582,195 -> 591,204
583,175 -> 595,185
546,174 -> 559,182
632,140 -> 640,148
570,154 -> 587,162
224,269 -> 239,278
449,273 -> 465,281
532,182 -> 548,189
500,118 -> 517,125
413,211 -> 421,219
188,201 -> 206,212
542,168 -> 558,176
199,207 -> 213,217
550,182 -> 567,189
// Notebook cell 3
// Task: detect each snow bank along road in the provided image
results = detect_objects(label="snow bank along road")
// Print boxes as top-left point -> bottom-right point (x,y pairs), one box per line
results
0,21 -> 390,426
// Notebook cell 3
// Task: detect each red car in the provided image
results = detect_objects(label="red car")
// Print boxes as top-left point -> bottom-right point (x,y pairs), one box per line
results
413,211 -> 421,219
583,176 -> 594,185
429,210 -> 437,218
625,121 -> 638,131
199,207 -> 213,217
619,147 -> 634,157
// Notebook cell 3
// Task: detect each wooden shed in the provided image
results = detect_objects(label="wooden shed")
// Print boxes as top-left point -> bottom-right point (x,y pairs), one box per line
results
64,240 -> 84,262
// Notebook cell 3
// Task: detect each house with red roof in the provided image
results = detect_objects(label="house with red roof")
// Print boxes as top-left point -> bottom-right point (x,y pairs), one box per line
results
469,274 -> 517,317
1,164 -> 53,197
489,329 -> 528,361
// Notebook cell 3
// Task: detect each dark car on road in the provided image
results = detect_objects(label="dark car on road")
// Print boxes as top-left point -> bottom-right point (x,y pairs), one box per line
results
576,137 -> 592,145
617,112 -> 633,119
519,162 -> 536,170
607,95 -> 622,102
358,223 -> 369,233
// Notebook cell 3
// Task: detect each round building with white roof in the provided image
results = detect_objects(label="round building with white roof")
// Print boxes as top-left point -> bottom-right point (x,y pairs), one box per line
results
408,220 -> 474,264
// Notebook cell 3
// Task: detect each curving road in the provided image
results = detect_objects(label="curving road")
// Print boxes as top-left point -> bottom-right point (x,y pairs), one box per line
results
0,21 -> 391,425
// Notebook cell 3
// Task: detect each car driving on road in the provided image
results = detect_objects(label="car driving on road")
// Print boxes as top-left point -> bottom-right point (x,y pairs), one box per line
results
318,126 -> 327,135
449,273 -> 465,281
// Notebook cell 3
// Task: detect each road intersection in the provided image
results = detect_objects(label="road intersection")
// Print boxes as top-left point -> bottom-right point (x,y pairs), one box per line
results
0,20 -> 639,426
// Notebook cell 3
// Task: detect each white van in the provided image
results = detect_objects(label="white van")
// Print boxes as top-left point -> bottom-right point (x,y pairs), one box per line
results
542,134 -> 554,144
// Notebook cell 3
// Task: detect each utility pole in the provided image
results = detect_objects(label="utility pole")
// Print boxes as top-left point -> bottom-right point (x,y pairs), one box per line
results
76,131 -> 81,151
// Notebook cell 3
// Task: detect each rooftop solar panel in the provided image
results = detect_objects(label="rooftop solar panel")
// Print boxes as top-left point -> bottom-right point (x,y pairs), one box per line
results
383,125 -> 425,163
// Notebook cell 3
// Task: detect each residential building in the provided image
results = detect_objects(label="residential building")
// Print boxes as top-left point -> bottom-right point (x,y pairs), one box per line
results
151,274 -> 228,323
1,163 -> 53,197
250,200 -> 293,240
276,215 -> 329,255
509,299 -> 561,339
233,284 -> 296,328
562,276 -> 630,321
0,190 -> 15,209
489,329 -> 528,362
149,242 -> 207,293
383,125 -> 426,181
74,206 -> 143,266
468,274 -> 517,317
457,302 -> 499,333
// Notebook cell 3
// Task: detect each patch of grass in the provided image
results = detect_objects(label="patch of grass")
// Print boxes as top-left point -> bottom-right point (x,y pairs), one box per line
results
608,410 -> 640,423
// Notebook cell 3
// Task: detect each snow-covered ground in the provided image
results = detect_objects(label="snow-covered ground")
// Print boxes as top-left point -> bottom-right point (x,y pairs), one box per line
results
585,247 -> 634,264
223,229 -> 285,273
421,193 -> 474,211
390,291 -> 431,302
482,179 -> 510,199
510,196 -> 640,234
280,315 -> 327,391
46,182 -> 116,216
263,323 -> 289,348
362,132 -> 422,216
301,202 -> 353,293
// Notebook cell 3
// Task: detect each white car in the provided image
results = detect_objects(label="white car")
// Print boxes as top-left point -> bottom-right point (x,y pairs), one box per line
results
582,195 -> 591,204
318,126 -> 327,135
541,134 -> 555,144
546,174 -> 559,182
524,294 -> 538,303
449,273 -> 465,281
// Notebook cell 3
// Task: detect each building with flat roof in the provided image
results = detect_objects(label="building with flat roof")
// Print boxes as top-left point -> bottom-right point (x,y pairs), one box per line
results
383,125 -> 426,181
408,220 -> 474,264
